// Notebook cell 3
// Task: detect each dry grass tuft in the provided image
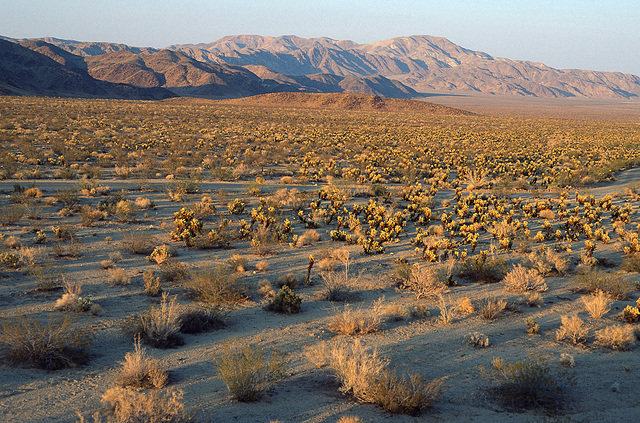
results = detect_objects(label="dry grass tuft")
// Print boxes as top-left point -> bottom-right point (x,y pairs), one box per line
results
328,298 -> 385,335
130,294 -> 183,349
117,337 -> 168,389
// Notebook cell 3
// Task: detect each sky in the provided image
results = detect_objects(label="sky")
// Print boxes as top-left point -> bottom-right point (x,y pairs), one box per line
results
2,0 -> 639,76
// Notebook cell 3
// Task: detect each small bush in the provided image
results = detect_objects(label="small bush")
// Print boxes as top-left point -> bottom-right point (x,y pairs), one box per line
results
276,273 -> 300,289
185,267 -> 246,307
121,231 -> 157,255
267,286 -> 301,314
523,248 -> 569,276
100,387 -> 191,423
523,291 -> 543,307
366,368 -> 446,415
570,270 -> 633,300
555,315 -> 589,345
0,314 -> 94,370
480,355 -> 575,412
213,341 -> 289,402
143,271 -> 163,297
298,229 -> 321,246
479,296 -> 507,321
397,265 -> 448,300
460,253 -> 507,283
178,307 -> 224,334
321,272 -> 354,302
328,299 -> 384,335
227,254 -> 248,272
117,337 -> 168,389
131,294 -> 184,349
582,290 -> 612,319
594,325 -> 635,351
502,265 -> 547,293
108,268 -> 131,286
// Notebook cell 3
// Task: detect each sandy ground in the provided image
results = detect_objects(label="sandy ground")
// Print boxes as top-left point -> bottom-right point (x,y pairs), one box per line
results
1,170 -> 640,423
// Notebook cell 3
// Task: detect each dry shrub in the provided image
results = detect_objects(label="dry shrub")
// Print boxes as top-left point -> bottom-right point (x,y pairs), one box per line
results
0,203 -> 24,225
255,260 -> 269,272
555,315 -> 589,345
437,295 -> 455,324
325,339 -> 445,415
337,417 -> 361,423
121,231 -> 157,255
131,294 -> 183,349
456,297 -> 475,315
480,355 -> 575,412
397,265 -> 448,300
594,325 -> 635,351
383,304 -> 408,321
0,314 -> 94,370
134,196 -> 154,210
185,267 -> 246,307
158,259 -> 190,283
178,307 -> 224,334
30,264 -> 64,291
570,270 -> 633,300
100,387 -> 191,423
523,248 -> 569,276
4,235 -> 21,249
143,271 -> 162,297
257,279 -> 276,298
328,298 -> 385,335
523,291 -> 543,307
297,229 -> 321,246
502,265 -> 547,293
80,206 -> 107,227
324,339 -> 387,402
276,273 -> 300,289
100,259 -> 115,269
55,280 -> 99,314
227,254 -> 248,272
19,246 -> 47,267
479,296 -> 507,321
460,253 -> 507,283
367,368 -> 446,415
108,268 -> 131,286
117,337 -> 168,389
213,341 -> 290,402
581,290 -> 612,319
321,272 -> 354,302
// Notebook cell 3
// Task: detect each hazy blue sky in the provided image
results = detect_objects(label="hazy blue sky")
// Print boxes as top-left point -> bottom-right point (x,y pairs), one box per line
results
3,0 -> 639,75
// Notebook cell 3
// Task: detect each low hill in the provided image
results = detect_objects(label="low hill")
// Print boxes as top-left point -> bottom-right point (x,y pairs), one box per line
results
214,92 -> 473,115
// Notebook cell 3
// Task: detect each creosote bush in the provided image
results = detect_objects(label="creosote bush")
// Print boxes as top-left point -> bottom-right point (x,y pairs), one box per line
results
0,314 -> 94,370
178,307 -> 225,334
185,266 -> 246,307
213,340 -> 290,402
570,270 -> 633,300
480,355 -> 575,412
267,285 -> 301,314
460,253 -> 507,283
582,290 -> 612,319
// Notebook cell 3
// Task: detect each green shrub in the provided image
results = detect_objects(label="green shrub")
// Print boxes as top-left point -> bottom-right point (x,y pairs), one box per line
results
0,314 -> 94,370
480,355 -> 575,412
213,341 -> 289,402
267,286 -> 301,314
185,267 -> 246,307
178,307 -> 225,334
570,270 -> 633,299
460,252 -> 507,283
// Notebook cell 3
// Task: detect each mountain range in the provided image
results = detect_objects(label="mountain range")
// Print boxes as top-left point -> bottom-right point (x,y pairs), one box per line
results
2,34 -> 640,100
